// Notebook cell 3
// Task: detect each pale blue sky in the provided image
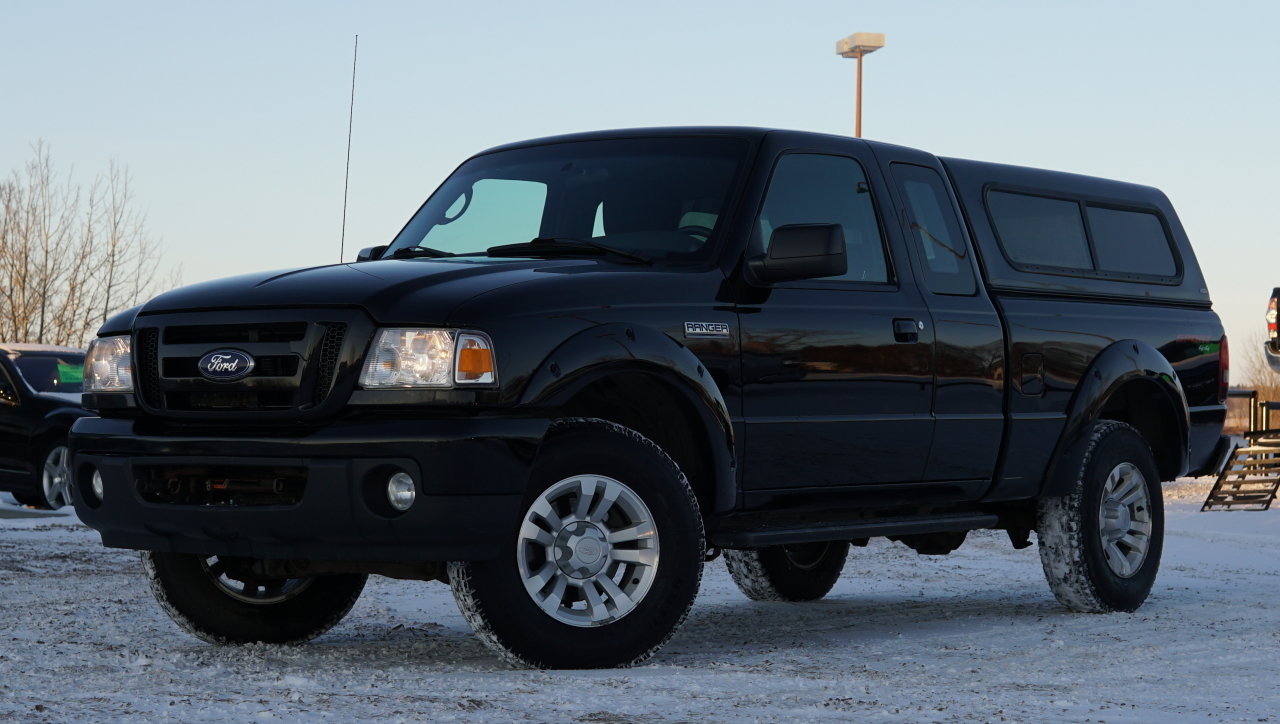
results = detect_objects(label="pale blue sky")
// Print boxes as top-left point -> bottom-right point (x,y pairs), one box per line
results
3,0 -> 1277,369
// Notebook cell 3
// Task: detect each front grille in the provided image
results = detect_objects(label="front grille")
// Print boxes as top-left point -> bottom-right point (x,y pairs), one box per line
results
164,322 -> 307,344
131,310 -> 366,418
136,464 -> 306,506
313,323 -> 347,406
136,328 -> 163,408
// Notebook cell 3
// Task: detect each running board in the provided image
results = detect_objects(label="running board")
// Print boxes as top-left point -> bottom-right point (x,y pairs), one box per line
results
709,513 -> 1000,549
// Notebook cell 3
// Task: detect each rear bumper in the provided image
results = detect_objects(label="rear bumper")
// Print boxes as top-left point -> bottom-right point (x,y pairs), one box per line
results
1190,433 -> 1240,479
69,415 -> 549,562
1186,404 -> 1229,477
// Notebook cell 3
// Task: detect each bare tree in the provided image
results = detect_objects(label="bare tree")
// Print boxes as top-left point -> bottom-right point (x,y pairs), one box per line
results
0,142 -> 177,347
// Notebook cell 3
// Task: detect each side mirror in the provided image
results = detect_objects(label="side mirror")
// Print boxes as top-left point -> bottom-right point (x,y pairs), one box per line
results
356,245 -> 387,263
747,224 -> 847,284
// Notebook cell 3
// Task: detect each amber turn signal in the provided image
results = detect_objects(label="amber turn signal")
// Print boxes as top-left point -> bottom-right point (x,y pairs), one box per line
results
454,333 -> 497,384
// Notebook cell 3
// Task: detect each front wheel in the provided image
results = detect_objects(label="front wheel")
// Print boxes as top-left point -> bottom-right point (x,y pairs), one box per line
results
143,552 -> 367,644
449,419 -> 704,669
724,542 -> 850,601
1037,420 -> 1164,613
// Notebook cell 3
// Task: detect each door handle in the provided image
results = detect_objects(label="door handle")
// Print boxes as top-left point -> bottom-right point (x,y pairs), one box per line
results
893,318 -> 921,343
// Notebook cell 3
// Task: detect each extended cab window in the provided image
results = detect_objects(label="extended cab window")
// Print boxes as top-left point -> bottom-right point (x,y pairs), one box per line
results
758,154 -> 888,283
891,164 -> 976,295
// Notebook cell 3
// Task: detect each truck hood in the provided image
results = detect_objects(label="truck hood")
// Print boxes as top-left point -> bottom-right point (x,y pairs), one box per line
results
136,258 -> 594,324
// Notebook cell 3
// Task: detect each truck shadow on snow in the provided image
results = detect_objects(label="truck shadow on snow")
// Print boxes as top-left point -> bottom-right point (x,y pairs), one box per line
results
666,590 -> 1074,657
282,587 -> 1110,670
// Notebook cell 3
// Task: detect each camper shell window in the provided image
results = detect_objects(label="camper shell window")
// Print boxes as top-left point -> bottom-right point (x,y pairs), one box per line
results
985,188 -> 1181,283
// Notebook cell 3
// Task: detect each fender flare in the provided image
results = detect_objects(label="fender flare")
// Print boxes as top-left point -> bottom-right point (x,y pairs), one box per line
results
1040,339 -> 1189,497
518,323 -> 736,514
28,406 -> 90,466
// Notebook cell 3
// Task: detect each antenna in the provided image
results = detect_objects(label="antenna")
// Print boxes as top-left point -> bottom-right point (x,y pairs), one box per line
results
339,34 -> 359,263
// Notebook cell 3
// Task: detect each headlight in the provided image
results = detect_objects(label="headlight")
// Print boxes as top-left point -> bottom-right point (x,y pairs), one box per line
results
359,328 -> 496,388
84,335 -> 134,392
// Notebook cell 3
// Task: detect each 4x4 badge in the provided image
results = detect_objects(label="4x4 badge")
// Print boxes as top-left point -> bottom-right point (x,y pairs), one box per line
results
684,322 -> 731,339
197,349 -> 256,382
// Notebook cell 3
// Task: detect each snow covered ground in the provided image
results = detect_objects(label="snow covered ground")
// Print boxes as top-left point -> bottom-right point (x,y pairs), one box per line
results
2,480 -> 1277,723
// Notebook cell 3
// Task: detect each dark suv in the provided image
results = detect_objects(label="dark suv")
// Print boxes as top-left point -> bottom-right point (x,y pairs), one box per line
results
71,128 -> 1228,668
0,344 -> 89,509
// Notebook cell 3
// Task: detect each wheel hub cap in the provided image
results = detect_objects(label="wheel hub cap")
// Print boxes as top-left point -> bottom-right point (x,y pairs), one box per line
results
1096,462 -> 1153,579
555,521 -> 610,578
1100,498 -> 1132,541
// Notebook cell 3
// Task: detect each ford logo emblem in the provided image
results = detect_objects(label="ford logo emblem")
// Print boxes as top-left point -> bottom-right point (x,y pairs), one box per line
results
197,349 -> 255,382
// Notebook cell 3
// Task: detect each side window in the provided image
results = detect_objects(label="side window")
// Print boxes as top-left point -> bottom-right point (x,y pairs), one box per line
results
891,164 -> 976,295
422,179 -> 547,248
0,364 -> 18,405
1087,206 -> 1178,277
987,191 -> 1092,270
759,154 -> 889,283
592,203 -> 605,238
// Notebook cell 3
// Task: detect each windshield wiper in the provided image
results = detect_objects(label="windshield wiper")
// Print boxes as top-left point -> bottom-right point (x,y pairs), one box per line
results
485,237 -> 651,265
387,245 -> 455,259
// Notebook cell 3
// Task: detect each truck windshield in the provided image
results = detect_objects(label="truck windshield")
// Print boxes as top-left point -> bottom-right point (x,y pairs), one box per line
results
386,137 -> 749,263
13,354 -> 85,394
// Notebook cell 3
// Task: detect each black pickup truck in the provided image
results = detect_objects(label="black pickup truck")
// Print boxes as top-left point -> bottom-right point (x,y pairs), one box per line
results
71,128 -> 1228,668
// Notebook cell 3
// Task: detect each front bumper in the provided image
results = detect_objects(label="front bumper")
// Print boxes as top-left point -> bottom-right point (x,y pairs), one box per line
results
69,415 -> 549,562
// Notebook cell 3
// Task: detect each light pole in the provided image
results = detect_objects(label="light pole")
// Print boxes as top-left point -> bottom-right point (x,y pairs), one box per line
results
836,32 -> 885,138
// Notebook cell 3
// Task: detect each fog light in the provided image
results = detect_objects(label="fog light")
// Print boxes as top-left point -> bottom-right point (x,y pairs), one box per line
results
91,469 -> 104,502
387,472 -> 416,512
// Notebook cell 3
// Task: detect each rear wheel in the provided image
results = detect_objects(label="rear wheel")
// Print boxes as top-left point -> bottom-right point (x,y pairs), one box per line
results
724,541 -> 850,601
449,419 -> 704,669
1037,420 -> 1164,613
143,551 -> 366,644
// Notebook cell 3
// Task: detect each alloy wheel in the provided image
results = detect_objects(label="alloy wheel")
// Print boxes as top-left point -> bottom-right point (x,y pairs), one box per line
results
1097,462 -> 1153,578
516,474 -> 660,627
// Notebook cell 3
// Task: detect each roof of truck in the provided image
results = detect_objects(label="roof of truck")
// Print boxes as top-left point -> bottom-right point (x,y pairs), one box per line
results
476,126 -> 778,156
474,127 -> 1162,193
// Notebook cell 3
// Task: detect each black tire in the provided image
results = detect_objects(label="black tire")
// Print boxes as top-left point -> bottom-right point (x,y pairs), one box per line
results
142,551 -> 367,644
1037,420 -> 1164,613
449,418 -> 704,669
723,542 -> 850,601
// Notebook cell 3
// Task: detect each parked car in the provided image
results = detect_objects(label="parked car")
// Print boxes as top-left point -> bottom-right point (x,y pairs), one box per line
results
0,343 -> 90,509
71,127 -> 1227,668
1266,288 -> 1279,372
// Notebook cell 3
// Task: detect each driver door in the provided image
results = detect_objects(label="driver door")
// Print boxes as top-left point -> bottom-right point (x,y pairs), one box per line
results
739,148 -> 935,491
